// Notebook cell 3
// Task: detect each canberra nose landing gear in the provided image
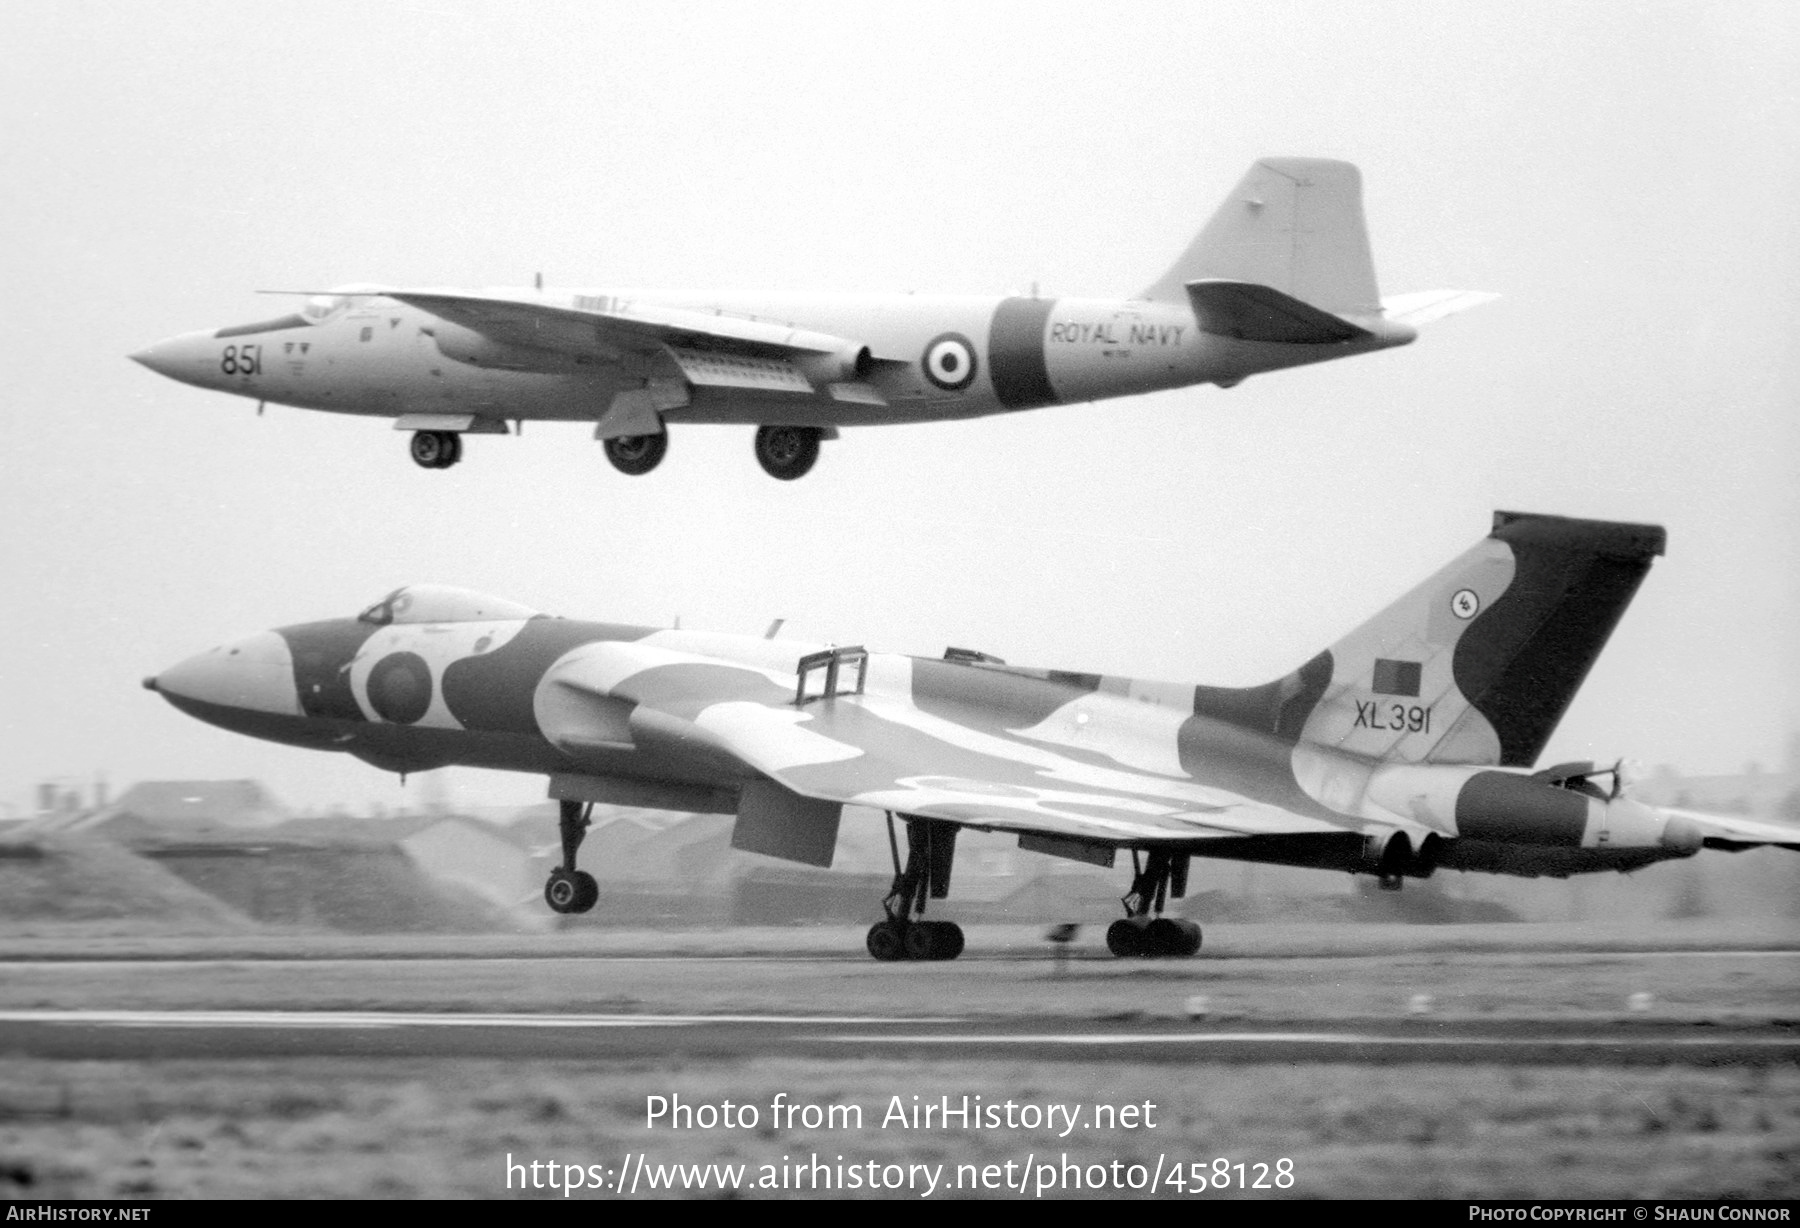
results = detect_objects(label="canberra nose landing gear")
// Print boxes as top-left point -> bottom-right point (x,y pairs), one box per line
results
543,799 -> 599,915
1105,849 -> 1201,958
410,430 -> 463,469
866,813 -> 965,961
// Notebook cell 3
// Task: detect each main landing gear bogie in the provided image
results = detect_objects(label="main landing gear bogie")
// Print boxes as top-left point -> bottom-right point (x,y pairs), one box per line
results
1105,916 -> 1202,958
1106,849 -> 1202,960
410,430 -> 462,470
867,813 -> 965,962
867,918 -> 965,962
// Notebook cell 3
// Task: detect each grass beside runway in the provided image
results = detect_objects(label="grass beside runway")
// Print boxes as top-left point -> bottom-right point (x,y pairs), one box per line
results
0,1056 -> 1795,1199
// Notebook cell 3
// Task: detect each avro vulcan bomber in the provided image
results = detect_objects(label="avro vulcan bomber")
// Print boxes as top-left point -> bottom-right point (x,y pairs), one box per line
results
131,158 -> 1491,480
145,512 -> 1799,961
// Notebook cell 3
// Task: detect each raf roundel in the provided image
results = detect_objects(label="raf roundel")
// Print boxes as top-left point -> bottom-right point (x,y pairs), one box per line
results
921,333 -> 978,391
1451,588 -> 1481,620
367,651 -> 433,724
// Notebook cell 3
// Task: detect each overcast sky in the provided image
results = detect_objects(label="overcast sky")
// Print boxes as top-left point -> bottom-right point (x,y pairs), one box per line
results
2,0 -> 1795,815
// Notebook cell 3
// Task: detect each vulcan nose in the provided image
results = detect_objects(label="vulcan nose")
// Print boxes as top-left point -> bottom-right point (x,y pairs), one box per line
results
152,631 -> 301,718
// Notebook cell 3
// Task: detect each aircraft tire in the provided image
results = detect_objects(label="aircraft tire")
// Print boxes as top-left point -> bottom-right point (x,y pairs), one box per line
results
753,425 -> 821,481
866,921 -> 906,962
544,868 -> 585,914
929,921 -> 965,961
903,923 -> 937,961
1171,918 -> 1202,956
410,430 -> 460,470
1106,918 -> 1147,958
570,870 -> 600,914
1145,917 -> 1190,957
604,432 -> 668,476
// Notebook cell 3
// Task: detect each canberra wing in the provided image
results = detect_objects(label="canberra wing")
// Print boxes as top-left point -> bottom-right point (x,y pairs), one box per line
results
383,288 -> 885,397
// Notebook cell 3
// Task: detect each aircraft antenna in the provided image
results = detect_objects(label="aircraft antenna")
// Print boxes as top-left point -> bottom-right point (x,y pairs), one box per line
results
534,272 -> 543,290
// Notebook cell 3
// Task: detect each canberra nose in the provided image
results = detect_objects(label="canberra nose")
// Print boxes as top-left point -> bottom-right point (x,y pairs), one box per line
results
151,631 -> 301,717
129,329 -> 222,386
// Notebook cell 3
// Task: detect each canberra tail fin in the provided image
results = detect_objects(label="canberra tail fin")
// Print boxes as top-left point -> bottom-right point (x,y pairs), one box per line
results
1291,512 -> 1666,768
1141,158 -> 1380,315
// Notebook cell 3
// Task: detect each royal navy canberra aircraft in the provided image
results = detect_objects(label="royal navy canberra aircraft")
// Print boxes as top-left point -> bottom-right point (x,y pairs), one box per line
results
144,511 -> 1797,960
130,158 -> 1492,481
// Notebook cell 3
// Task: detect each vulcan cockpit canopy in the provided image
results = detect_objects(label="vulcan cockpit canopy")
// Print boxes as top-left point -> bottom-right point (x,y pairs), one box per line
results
356,585 -> 540,626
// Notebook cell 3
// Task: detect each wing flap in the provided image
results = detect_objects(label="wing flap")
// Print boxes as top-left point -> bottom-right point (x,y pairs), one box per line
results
828,381 -> 889,405
391,413 -> 511,434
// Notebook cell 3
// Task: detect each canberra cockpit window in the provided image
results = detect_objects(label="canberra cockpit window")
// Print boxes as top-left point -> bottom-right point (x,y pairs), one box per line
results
302,296 -> 349,324
302,283 -> 390,325
215,313 -> 309,338
356,585 -> 540,626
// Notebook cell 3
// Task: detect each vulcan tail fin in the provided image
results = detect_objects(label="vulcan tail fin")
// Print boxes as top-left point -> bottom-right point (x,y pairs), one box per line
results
1288,512 -> 1666,768
1141,158 -> 1381,315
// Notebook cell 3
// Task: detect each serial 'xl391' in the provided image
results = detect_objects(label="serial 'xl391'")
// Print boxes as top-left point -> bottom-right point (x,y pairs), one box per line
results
144,512 -> 1799,961
130,158 -> 1493,481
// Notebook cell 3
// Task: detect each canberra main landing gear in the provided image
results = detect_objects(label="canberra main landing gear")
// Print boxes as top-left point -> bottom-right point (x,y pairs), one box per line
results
603,432 -> 668,476
866,813 -> 964,961
753,425 -> 823,481
410,430 -> 462,470
543,799 -> 599,914
1105,849 -> 1201,958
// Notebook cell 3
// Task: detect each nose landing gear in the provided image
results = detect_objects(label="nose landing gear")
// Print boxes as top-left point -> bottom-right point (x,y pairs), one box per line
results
1105,849 -> 1202,958
866,813 -> 965,961
543,799 -> 599,914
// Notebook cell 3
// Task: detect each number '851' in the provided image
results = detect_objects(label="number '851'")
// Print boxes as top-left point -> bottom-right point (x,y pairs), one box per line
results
220,344 -> 261,376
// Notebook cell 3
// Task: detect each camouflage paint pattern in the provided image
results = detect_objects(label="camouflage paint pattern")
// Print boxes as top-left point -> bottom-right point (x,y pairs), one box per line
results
151,515 -> 1796,882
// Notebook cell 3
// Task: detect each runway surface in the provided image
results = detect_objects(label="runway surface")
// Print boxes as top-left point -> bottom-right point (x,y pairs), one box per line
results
1,1008 -> 1794,1065
3,924 -> 1794,1067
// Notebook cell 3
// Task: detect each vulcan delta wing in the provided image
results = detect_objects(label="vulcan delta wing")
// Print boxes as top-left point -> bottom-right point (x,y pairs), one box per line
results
145,512 -> 1798,961
130,158 -> 1493,481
